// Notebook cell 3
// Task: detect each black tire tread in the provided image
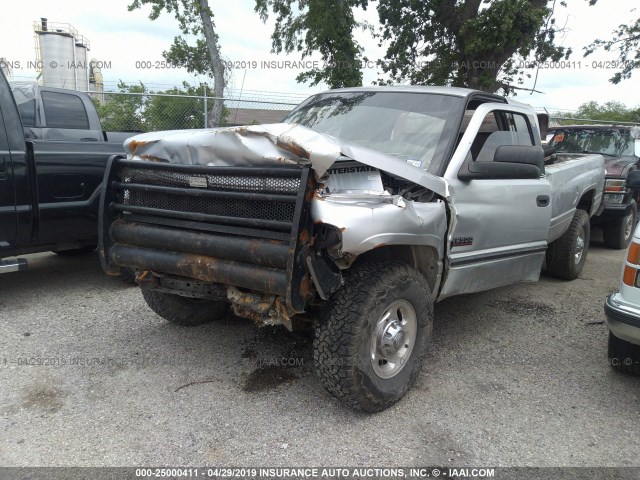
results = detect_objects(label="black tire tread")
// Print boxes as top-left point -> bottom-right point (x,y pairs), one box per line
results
141,288 -> 227,326
546,209 -> 590,280
608,331 -> 640,375
314,261 -> 433,413
603,200 -> 637,250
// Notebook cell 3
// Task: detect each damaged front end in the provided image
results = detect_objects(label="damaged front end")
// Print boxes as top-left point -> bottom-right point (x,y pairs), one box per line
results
99,124 -> 450,329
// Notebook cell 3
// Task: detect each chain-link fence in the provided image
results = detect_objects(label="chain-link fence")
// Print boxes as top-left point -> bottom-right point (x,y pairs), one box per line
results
88,91 -> 303,133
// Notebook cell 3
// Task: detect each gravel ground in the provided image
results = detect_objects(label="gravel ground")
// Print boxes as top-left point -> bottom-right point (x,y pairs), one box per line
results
0,231 -> 639,468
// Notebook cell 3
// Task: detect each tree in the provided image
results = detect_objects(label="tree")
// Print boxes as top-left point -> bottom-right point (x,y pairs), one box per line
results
557,101 -> 640,124
93,81 -> 148,131
93,81 -> 228,132
128,0 -> 226,126
584,0 -> 640,84
377,0 -> 570,93
255,0 -> 369,88
145,82 -> 229,130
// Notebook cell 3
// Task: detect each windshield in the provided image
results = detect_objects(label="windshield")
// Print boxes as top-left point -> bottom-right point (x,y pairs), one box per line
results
284,91 -> 464,172
548,128 -> 634,157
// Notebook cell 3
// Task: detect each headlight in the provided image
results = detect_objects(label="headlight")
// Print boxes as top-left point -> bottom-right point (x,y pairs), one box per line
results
604,193 -> 625,204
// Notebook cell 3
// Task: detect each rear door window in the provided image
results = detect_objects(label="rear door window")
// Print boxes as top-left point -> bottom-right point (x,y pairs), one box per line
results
41,91 -> 90,129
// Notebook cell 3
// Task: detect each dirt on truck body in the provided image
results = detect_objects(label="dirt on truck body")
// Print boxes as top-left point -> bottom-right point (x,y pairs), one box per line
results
100,86 -> 605,412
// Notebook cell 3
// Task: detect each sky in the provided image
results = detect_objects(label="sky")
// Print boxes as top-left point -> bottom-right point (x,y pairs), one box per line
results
0,0 -> 638,112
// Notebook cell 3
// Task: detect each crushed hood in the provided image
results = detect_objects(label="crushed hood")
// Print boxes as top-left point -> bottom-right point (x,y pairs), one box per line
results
124,123 -> 449,198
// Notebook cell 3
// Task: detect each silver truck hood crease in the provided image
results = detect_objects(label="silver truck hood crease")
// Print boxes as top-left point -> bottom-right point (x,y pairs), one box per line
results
124,123 -> 449,198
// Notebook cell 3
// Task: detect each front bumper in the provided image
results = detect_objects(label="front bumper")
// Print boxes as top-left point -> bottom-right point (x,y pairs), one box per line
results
604,293 -> 640,345
601,203 -> 634,218
99,157 -> 317,318
591,202 -> 633,225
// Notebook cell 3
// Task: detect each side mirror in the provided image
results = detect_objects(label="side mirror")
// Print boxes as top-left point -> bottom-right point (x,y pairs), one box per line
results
494,145 -> 545,172
458,145 -> 544,181
627,170 -> 640,189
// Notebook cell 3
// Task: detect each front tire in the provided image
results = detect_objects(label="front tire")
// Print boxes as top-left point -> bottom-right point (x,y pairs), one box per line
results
141,288 -> 228,326
603,200 -> 637,250
314,261 -> 433,413
608,331 -> 640,375
546,209 -> 590,280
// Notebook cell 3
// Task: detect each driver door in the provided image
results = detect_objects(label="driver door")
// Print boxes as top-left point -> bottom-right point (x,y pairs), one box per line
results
0,101 -> 17,252
439,103 -> 552,299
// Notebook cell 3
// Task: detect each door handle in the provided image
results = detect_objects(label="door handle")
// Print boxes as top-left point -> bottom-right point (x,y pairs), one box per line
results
537,195 -> 550,207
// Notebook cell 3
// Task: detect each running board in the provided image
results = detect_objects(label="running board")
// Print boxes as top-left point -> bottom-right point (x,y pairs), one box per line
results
0,258 -> 28,274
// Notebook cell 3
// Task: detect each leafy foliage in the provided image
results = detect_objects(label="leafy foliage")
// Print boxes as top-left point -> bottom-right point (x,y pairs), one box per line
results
93,81 -> 147,132
556,101 -> 640,125
128,0 -> 227,126
146,83 -> 212,131
377,0 -> 571,93
94,81 -> 228,132
584,0 -> 640,84
255,0 -> 370,88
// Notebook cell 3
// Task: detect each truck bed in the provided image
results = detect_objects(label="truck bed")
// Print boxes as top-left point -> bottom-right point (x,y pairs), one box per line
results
546,153 -> 605,243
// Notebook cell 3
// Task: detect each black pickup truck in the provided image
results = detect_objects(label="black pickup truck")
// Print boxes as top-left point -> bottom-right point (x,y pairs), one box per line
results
548,125 -> 640,248
0,70 -> 127,273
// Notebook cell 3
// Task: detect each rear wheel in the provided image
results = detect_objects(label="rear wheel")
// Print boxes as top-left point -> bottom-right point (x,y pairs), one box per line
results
141,288 -> 228,326
314,261 -> 433,413
546,209 -> 590,280
603,200 -> 637,250
608,331 -> 640,375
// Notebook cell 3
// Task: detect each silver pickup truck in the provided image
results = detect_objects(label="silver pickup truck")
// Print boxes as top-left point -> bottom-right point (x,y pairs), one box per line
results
99,86 -> 604,412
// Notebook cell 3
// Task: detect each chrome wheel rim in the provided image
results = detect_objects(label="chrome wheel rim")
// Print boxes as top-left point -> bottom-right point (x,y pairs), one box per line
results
623,212 -> 634,241
370,299 -> 417,379
575,227 -> 586,265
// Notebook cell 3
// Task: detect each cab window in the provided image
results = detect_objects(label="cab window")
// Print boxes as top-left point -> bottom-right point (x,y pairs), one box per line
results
41,91 -> 90,130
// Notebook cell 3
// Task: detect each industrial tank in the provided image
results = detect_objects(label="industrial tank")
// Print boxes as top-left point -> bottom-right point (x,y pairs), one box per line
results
38,30 -> 76,88
74,37 -> 89,91
35,19 -> 90,90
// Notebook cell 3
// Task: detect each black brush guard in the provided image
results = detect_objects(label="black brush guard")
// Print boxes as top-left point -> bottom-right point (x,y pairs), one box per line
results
99,157 -> 315,313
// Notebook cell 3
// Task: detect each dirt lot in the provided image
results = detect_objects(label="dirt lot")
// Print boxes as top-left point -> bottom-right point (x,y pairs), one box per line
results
1,232 -> 639,467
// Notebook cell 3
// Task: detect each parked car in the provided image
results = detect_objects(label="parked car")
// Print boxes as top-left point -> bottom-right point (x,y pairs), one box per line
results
9,81 -> 138,144
0,70 -> 128,274
604,214 -> 640,375
547,125 -> 640,249
100,86 -> 605,412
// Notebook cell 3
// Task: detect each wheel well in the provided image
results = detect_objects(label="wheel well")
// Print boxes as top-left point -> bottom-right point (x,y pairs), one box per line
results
351,245 -> 440,294
578,189 -> 595,213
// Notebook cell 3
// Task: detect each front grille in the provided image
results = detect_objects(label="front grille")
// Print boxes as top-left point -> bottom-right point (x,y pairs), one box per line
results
119,166 -> 301,194
122,189 -> 295,222
108,159 -> 309,239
